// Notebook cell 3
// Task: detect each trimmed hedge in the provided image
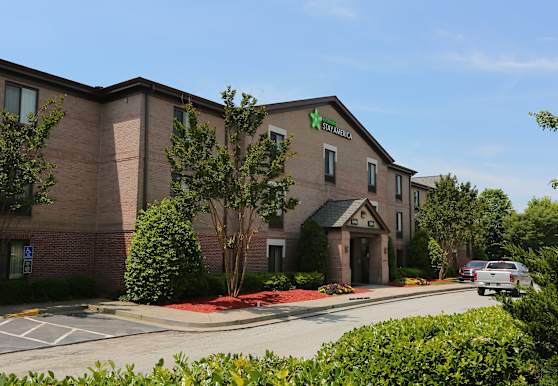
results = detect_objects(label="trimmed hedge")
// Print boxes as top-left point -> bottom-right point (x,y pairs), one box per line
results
0,307 -> 541,385
124,198 -> 203,304
176,271 -> 325,300
0,276 -> 96,305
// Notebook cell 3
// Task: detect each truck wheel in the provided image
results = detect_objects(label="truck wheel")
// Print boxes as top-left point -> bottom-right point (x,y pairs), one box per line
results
477,288 -> 485,296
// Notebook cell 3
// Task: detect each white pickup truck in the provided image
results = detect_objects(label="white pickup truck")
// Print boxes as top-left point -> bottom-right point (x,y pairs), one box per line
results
474,261 -> 534,296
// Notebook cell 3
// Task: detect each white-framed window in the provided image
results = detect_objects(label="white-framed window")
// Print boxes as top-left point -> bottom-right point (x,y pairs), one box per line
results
4,83 -> 38,124
396,211 -> 403,239
324,143 -> 337,183
267,239 -> 286,272
173,107 -> 190,135
395,174 -> 402,200
367,158 -> 377,193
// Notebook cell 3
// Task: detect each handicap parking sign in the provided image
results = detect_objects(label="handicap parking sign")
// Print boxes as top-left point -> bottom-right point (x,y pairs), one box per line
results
23,246 -> 33,259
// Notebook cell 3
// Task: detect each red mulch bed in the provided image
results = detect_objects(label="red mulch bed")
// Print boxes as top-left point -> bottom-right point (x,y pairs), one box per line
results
165,287 -> 372,313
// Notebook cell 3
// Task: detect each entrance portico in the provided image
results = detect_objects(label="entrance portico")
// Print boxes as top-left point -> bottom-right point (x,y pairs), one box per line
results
309,199 -> 390,285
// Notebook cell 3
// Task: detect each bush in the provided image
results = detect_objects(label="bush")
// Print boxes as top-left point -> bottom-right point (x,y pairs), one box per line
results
1,307 -> 541,385
316,306 -> 540,385
428,237 -> 446,279
293,272 -> 324,289
124,198 -> 203,304
397,266 -> 427,278
392,277 -> 430,286
407,230 -> 436,277
0,276 -> 96,305
297,219 -> 328,274
263,273 -> 292,291
318,283 -> 354,295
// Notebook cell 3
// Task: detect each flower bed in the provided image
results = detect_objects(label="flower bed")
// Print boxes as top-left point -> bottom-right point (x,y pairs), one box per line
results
389,277 -> 453,287
165,289 -> 329,313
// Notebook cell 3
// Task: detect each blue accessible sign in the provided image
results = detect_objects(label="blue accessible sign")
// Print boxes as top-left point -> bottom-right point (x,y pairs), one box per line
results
23,246 -> 33,274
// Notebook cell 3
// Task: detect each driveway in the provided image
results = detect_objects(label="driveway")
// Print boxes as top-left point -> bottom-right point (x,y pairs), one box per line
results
0,312 -> 165,354
0,290 -> 498,377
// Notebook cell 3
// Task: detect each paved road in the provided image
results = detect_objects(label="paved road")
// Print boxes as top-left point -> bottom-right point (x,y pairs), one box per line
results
0,290 -> 497,377
0,313 -> 165,354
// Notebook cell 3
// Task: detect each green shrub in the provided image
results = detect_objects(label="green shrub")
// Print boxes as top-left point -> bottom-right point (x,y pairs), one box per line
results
124,198 -> 203,304
392,277 -> 430,286
2,307 -> 539,385
176,273 -> 226,299
293,272 -> 324,289
428,237 -> 446,279
0,276 -> 96,305
297,219 -> 328,274
241,272 -> 274,293
263,273 -> 292,291
407,229 -> 436,277
318,283 -> 354,295
316,306 -> 539,385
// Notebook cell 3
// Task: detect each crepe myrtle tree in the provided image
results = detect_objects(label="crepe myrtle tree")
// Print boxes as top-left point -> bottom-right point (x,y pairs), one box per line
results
166,87 -> 298,297
0,97 -> 65,275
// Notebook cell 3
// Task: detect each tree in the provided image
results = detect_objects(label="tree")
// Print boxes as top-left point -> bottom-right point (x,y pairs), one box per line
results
166,87 -> 298,297
297,219 -> 328,274
530,110 -> 558,189
427,237 -> 446,278
0,97 -> 65,278
477,188 -> 513,259
125,197 -> 203,304
417,174 -> 480,279
504,197 -> 558,250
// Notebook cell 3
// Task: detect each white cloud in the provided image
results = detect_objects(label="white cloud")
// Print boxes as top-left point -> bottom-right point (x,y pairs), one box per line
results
303,0 -> 357,20
442,51 -> 558,72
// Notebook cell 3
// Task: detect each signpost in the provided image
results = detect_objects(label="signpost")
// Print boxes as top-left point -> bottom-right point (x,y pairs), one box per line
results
23,245 -> 33,274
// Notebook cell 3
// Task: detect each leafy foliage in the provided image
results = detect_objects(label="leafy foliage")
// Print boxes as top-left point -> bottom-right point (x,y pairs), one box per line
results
292,272 -> 324,290
166,87 -> 298,297
407,229 -> 436,277
428,237 -> 447,279
124,198 -> 203,304
417,174 -> 481,278
478,188 -> 513,259
0,276 -> 95,305
296,219 -> 328,274
504,197 -> 558,250
396,266 -> 435,279
530,110 -> 558,189
391,277 -> 430,286
1,307 -> 541,385
263,273 -> 292,291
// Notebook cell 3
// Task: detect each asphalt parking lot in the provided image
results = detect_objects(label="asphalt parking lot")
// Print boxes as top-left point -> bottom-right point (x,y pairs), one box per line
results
0,312 -> 165,354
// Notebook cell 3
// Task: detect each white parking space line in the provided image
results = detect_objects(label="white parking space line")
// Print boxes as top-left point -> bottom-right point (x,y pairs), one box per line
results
24,317 -> 114,338
0,319 -> 12,327
53,328 -> 77,345
20,321 -> 45,337
0,329 -> 51,345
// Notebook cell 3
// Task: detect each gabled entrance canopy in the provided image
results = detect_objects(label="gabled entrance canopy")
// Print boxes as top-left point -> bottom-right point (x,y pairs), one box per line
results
309,198 -> 389,233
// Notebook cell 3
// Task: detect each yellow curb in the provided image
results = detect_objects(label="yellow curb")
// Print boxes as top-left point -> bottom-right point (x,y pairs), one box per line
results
6,308 -> 39,318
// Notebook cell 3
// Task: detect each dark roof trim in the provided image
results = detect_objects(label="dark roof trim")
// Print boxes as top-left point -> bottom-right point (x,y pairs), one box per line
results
0,59 -> 222,113
264,96 -> 395,163
388,163 -> 417,175
411,181 -> 433,190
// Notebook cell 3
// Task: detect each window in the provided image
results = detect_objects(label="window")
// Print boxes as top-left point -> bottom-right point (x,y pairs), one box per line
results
395,174 -> 402,200
269,126 -> 286,169
267,240 -> 285,272
8,240 -> 25,279
173,108 -> 190,135
413,190 -> 420,209
324,144 -> 336,183
396,211 -> 403,239
0,184 -> 32,216
367,158 -> 377,193
4,83 -> 37,124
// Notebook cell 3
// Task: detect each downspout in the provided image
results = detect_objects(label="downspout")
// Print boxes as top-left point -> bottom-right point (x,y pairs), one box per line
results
142,87 -> 152,210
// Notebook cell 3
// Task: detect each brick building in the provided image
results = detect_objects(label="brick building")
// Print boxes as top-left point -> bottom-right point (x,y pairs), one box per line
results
0,59 -> 438,291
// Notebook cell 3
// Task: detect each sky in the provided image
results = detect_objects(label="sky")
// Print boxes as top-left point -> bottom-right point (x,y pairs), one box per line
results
3,0 -> 558,210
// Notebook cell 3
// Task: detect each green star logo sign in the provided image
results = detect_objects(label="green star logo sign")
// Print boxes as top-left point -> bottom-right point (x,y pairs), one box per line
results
309,108 -> 322,129
308,108 -> 352,140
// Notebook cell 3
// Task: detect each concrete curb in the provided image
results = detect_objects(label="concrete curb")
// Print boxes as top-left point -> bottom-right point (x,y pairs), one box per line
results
90,286 -> 474,331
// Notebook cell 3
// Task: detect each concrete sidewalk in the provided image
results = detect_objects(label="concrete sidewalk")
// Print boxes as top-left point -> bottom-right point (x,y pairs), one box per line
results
90,283 -> 474,331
